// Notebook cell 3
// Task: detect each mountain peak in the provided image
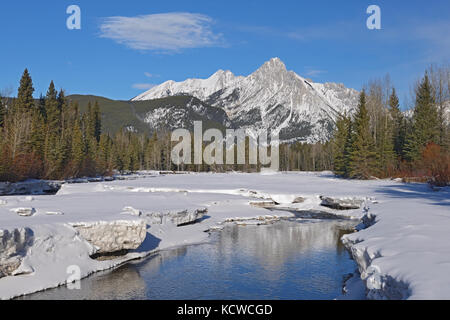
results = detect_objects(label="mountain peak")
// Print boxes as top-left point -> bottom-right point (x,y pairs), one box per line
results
253,58 -> 288,78
209,69 -> 235,79
270,57 -> 283,63
131,58 -> 360,143
261,57 -> 286,70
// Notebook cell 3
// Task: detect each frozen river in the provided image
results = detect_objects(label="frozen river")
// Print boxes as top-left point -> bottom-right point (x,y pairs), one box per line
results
21,219 -> 357,300
3,172 -> 449,299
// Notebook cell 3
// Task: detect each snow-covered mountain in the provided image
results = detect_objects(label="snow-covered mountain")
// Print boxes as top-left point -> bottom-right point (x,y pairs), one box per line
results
133,58 -> 359,142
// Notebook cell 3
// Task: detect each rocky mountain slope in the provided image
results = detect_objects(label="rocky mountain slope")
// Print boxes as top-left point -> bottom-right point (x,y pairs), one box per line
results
133,58 -> 360,142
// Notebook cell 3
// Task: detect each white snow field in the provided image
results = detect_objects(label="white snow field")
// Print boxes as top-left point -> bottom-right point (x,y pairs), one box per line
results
0,171 -> 449,300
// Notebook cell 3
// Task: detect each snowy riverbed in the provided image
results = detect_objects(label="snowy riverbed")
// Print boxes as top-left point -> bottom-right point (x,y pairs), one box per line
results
0,171 -> 449,300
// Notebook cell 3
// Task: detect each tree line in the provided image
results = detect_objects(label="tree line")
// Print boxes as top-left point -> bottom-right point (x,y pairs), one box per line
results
332,65 -> 449,186
0,69 -> 101,181
0,67 -> 448,184
0,69 -> 338,181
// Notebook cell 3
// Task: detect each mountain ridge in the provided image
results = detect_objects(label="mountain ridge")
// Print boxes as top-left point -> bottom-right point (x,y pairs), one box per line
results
132,58 -> 360,142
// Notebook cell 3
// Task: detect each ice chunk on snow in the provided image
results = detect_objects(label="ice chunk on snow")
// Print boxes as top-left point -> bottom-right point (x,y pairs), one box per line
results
144,208 -> 207,226
320,196 -> 364,210
120,207 -> 142,217
70,220 -> 147,255
249,201 -> 277,208
9,207 -> 36,217
292,197 -> 305,204
0,228 -> 33,278
45,211 -> 64,216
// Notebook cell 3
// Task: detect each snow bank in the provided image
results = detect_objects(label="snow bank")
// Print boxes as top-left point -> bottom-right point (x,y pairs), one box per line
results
341,184 -> 450,300
1,172 -> 449,300
0,180 -> 61,196
104,172 -> 450,300
0,228 -> 33,278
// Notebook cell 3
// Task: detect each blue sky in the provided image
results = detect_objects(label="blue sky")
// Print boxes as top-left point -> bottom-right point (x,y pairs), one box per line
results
0,0 -> 448,107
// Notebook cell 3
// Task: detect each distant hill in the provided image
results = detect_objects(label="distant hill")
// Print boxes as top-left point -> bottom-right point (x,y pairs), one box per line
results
67,94 -> 231,135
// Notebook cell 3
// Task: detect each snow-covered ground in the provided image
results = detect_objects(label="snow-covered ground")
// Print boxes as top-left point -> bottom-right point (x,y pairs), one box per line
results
0,171 -> 449,300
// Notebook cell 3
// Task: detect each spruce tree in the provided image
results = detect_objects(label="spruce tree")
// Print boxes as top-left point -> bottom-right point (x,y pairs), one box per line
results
349,90 -> 377,179
388,88 -> 405,159
97,134 -> 111,172
45,81 -> 61,132
93,101 -> 101,142
145,131 -> 160,170
54,137 -> 70,179
43,81 -> 63,177
57,89 -> 66,113
377,111 -> 395,175
37,94 -> 47,119
71,118 -> 86,175
86,102 -> 94,136
333,114 -> 351,176
29,110 -> 46,160
404,73 -> 439,161
85,101 -> 102,160
16,69 -> 35,114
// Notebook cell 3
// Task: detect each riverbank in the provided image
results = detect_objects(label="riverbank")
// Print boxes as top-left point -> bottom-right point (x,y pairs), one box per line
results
1,172 -> 449,299
19,219 -> 358,300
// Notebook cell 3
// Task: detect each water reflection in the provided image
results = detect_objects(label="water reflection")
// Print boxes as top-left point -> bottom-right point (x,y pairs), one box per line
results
21,219 -> 357,300
221,219 -> 352,268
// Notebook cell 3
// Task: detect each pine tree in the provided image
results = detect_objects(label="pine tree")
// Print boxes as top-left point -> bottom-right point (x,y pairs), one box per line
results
93,101 -> 101,142
37,94 -> 47,119
71,118 -> 86,175
388,88 -> 405,159
349,90 -> 377,179
377,111 -> 395,176
57,89 -> 66,113
84,101 -> 102,162
97,134 -> 111,173
83,104 -> 96,157
404,73 -> 439,162
45,81 -> 61,132
29,110 -> 46,159
111,143 -> 123,173
145,131 -> 161,170
333,114 -> 351,176
55,136 -> 70,178
15,69 -> 35,114
428,64 -> 449,151
86,102 -> 94,137
43,81 -> 64,178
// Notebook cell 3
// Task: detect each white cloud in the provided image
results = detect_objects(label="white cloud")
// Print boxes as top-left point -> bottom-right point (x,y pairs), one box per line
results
99,12 -> 224,52
144,72 -> 158,78
305,69 -> 327,77
132,83 -> 156,90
